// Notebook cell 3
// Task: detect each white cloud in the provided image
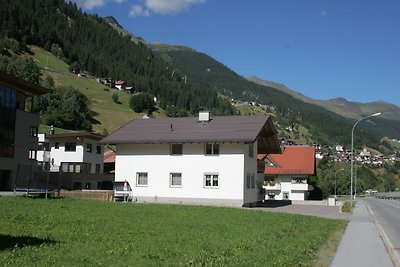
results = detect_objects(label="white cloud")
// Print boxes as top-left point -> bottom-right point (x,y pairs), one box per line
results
129,0 -> 206,17
71,0 -> 126,10
129,4 -> 150,17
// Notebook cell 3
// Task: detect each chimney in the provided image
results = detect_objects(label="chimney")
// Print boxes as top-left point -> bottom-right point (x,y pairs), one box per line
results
198,111 -> 210,122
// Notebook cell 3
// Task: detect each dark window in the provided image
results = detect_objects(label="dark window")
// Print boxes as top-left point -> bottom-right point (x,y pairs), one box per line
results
85,182 -> 91,189
65,142 -> 76,152
55,142 -> 59,149
95,164 -> 101,174
38,142 -> 49,151
96,145 -> 101,154
204,174 -> 219,188
248,143 -> 254,158
205,143 -> 219,155
0,85 -> 16,158
86,143 -> 92,153
30,126 -> 38,137
171,144 -> 182,155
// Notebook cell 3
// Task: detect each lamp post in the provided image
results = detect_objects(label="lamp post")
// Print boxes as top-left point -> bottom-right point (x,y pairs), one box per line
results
350,112 -> 381,202
334,168 -> 344,197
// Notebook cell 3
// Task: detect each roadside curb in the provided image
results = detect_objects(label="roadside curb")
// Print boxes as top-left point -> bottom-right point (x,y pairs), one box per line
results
366,203 -> 400,267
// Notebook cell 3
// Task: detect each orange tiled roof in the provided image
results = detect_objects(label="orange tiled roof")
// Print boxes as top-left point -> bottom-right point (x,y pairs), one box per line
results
104,150 -> 116,163
263,146 -> 315,175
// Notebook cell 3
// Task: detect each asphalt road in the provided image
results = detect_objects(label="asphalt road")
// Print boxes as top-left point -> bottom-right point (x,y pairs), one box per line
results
365,197 -> 400,265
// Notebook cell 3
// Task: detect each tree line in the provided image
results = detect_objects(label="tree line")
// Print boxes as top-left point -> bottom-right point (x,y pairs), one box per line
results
0,0 -> 234,116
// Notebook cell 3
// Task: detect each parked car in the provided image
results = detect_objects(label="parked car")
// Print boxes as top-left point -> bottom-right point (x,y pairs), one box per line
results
113,180 -> 132,201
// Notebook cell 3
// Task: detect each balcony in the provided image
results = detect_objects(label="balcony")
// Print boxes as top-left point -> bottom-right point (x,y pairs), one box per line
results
263,182 -> 281,191
290,183 -> 312,191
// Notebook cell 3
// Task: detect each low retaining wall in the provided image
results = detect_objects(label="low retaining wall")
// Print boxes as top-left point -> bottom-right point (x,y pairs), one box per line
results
60,190 -> 114,201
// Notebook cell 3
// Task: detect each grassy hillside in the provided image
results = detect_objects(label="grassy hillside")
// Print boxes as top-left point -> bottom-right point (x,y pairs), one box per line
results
31,46 -> 165,134
31,46 -> 69,72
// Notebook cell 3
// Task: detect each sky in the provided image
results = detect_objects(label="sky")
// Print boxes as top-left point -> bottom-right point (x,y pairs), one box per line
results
72,0 -> 400,106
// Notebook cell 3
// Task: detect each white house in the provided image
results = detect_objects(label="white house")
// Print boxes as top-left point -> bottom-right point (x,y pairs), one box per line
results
100,113 -> 281,206
45,132 -> 104,175
37,133 -> 51,171
259,146 -> 315,201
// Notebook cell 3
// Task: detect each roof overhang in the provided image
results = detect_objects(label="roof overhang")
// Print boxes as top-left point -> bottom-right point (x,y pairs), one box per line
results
0,71 -> 48,96
257,116 -> 282,154
46,132 -> 104,142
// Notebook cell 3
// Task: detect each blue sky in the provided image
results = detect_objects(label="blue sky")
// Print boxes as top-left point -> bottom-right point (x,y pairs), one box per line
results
73,0 -> 400,107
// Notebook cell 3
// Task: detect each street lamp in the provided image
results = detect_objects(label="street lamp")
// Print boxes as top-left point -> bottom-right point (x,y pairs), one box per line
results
334,168 -> 344,197
350,112 -> 381,202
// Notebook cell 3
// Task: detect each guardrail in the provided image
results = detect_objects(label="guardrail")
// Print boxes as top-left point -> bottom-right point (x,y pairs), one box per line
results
372,192 -> 400,200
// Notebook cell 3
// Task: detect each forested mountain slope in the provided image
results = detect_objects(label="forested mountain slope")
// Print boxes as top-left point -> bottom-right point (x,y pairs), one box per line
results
151,45 -> 398,147
0,0 -> 233,116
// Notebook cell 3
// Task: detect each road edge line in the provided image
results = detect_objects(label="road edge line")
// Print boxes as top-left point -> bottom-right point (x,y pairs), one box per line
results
366,202 -> 400,267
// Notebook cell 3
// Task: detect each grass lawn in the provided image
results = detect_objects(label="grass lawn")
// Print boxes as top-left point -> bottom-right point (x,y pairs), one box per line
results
0,197 -> 346,266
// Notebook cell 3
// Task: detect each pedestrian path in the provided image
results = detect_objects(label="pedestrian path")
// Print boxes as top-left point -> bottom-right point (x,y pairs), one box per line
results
330,199 -> 394,267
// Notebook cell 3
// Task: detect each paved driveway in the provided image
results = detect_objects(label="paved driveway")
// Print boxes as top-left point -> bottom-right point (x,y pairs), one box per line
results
252,202 -> 351,220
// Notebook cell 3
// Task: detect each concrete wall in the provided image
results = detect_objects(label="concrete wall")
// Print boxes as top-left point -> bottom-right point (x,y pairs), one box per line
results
115,142 -> 256,206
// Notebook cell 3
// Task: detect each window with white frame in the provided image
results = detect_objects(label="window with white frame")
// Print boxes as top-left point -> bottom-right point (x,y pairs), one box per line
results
204,173 -> 219,188
28,149 -> 37,160
136,172 -> 148,186
205,143 -> 219,155
171,144 -> 183,155
170,173 -> 182,187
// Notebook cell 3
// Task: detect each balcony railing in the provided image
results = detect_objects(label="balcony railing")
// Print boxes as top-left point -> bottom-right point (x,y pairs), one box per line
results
290,183 -> 311,191
263,182 -> 281,191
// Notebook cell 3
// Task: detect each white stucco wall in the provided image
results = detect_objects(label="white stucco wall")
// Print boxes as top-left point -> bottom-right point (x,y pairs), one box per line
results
115,142 -> 257,205
243,142 -> 259,205
269,175 -> 308,201
49,138 -> 103,173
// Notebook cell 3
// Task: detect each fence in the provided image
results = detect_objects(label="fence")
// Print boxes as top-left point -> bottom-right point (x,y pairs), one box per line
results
60,190 -> 114,201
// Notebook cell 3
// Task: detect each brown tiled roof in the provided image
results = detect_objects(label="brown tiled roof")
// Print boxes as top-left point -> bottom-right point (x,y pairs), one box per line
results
100,115 -> 281,154
263,146 -> 315,175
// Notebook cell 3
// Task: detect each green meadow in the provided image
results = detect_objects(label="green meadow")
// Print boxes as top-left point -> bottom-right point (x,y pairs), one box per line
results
30,45 -> 166,134
0,197 -> 346,266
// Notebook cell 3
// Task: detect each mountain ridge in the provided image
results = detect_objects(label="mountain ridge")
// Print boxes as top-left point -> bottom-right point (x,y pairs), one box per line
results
248,76 -> 400,122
